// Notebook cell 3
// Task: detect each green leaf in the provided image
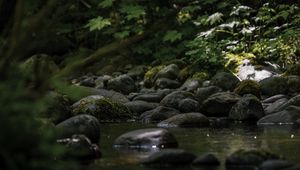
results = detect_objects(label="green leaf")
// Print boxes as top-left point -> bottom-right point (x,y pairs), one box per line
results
98,0 -> 115,8
114,31 -> 130,39
206,12 -> 223,25
85,16 -> 111,31
163,30 -> 183,43
119,4 -> 145,20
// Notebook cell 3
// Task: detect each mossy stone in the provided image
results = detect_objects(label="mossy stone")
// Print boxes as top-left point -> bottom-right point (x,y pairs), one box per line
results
234,79 -> 261,98
286,64 -> 300,76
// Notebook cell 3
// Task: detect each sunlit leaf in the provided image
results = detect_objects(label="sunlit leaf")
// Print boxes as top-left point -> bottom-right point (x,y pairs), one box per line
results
163,30 -> 183,43
85,16 -> 111,31
206,12 -> 223,25
119,4 -> 145,20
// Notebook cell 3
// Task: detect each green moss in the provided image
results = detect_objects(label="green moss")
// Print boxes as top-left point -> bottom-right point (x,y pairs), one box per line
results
179,67 -> 190,81
234,79 -> 261,98
192,72 -> 210,83
286,63 -> 300,76
225,53 -> 256,73
144,65 -> 165,81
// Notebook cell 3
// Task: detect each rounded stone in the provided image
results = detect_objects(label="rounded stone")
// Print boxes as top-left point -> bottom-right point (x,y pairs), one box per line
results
157,113 -> 209,128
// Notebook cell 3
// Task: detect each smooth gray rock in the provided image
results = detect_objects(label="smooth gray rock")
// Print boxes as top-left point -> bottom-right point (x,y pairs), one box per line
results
141,149 -> 196,166
192,153 -> 220,166
56,115 -> 100,143
157,113 -> 210,128
264,98 -> 289,115
276,94 -> 300,111
155,78 -> 181,89
156,64 -> 180,80
180,79 -> 202,92
263,94 -> 288,103
211,72 -> 240,91
114,128 -> 178,149
107,74 -> 137,94
260,77 -> 288,97
229,94 -> 265,121
160,91 -> 195,109
257,106 -> 300,125
179,98 -> 200,113
125,101 -> 159,115
139,106 -> 180,123
133,93 -> 164,103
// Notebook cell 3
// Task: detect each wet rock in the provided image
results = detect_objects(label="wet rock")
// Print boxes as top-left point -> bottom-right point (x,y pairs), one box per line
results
155,78 -> 181,89
259,77 -> 288,97
287,76 -> 300,93
259,160 -> 294,170
179,79 -> 202,92
141,149 -> 196,166
114,128 -> 178,149
179,98 -> 200,113
55,115 -> 100,143
276,94 -> 300,111
71,95 -> 133,122
226,149 -> 279,166
157,113 -> 209,128
107,74 -> 137,94
156,64 -> 180,80
125,101 -> 159,115
57,134 -> 101,161
95,75 -> 112,89
211,72 -> 240,91
192,153 -> 220,166
201,92 -> 241,117
264,98 -> 289,115
160,91 -> 195,109
195,86 -> 222,104
234,80 -> 261,98
133,93 -> 164,103
139,106 -> 180,123
229,94 -> 265,121
257,106 -> 300,125
263,95 -> 288,103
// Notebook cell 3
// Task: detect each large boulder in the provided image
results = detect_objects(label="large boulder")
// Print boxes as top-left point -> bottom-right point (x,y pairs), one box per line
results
226,149 -> 280,166
264,98 -> 289,115
201,92 -> 241,117
125,101 -> 159,115
257,106 -> 300,125
234,79 -> 261,98
156,64 -> 180,80
211,72 -> 240,91
195,86 -> 222,104
155,78 -> 181,89
71,95 -> 133,122
157,113 -> 210,128
178,98 -> 200,113
259,77 -> 288,97
271,94 -> 300,112
55,114 -> 100,143
139,106 -> 180,123
107,74 -> 137,94
140,149 -> 196,166
229,94 -> 265,121
113,128 -> 178,149
160,91 -> 195,109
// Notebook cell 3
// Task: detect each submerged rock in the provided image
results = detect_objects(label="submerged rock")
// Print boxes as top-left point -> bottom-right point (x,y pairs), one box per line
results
192,153 -> 220,166
55,114 -> 100,143
157,113 -> 209,128
113,128 -> 178,149
140,149 -> 196,166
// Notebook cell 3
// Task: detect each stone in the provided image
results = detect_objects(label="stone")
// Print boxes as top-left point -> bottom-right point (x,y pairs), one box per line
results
229,94 -> 265,121
71,95 -> 133,122
178,98 -> 200,113
79,77 -> 96,87
287,76 -> 300,93
113,128 -> 178,149
277,94 -> 300,111
141,149 -> 196,166
259,160 -> 294,170
95,75 -> 112,89
156,64 -> 180,80
234,79 -> 261,98
192,153 -> 220,166
257,106 -> 300,125
57,134 -> 101,161
160,91 -> 195,109
127,65 -> 147,80
209,117 -> 230,128
125,101 -> 159,115
195,86 -> 222,104
155,78 -> 181,89
201,92 -> 241,117
157,113 -> 210,128
107,74 -> 137,94
259,77 -> 288,97
133,93 -> 164,103
55,115 -> 100,143
211,72 -> 240,91
264,98 -> 289,115
263,95 -> 289,103
226,149 -> 279,166
139,106 -> 180,123
179,79 -> 202,92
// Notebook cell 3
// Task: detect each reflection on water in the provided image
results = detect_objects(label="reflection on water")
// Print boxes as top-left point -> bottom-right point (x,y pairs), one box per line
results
90,123 -> 300,170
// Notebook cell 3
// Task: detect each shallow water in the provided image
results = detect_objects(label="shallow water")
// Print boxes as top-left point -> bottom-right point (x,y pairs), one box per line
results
89,123 -> 300,170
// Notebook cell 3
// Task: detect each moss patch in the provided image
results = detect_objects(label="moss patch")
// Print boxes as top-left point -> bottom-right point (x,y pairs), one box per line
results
234,79 -> 261,98
225,53 -> 256,73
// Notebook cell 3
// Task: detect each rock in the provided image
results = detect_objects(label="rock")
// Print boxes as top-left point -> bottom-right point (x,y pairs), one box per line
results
257,106 -> 300,125
141,149 -> 196,166
278,94 -> 300,111
79,77 -> 96,87
139,106 -> 180,123
157,113 -> 210,128
156,64 -> 180,80
155,78 -> 181,89
211,72 -> 240,91
263,95 -> 289,103
71,95 -> 133,122
107,74 -> 137,94
127,65 -> 147,80
133,93 -> 164,103
234,79 -> 261,98
286,63 -> 300,76
192,153 -> 220,166
259,77 -> 288,97
57,134 -> 101,161
264,98 -> 289,115
144,65 -> 165,88
95,75 -> 112,89
179,79 -> 202,92
125,101 -> 159,115
287,76 -> 300,93
55,115 -> 100,143
201,92 -> 241,117
209,117 -> 230,128
160,91 -> 195,109
113,128 -> 178,149
259,160 -> 294,170
178,98 -> 200,113
229,94 -> 265,121
195,86 -> 222,104
225,149 -> 279,166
